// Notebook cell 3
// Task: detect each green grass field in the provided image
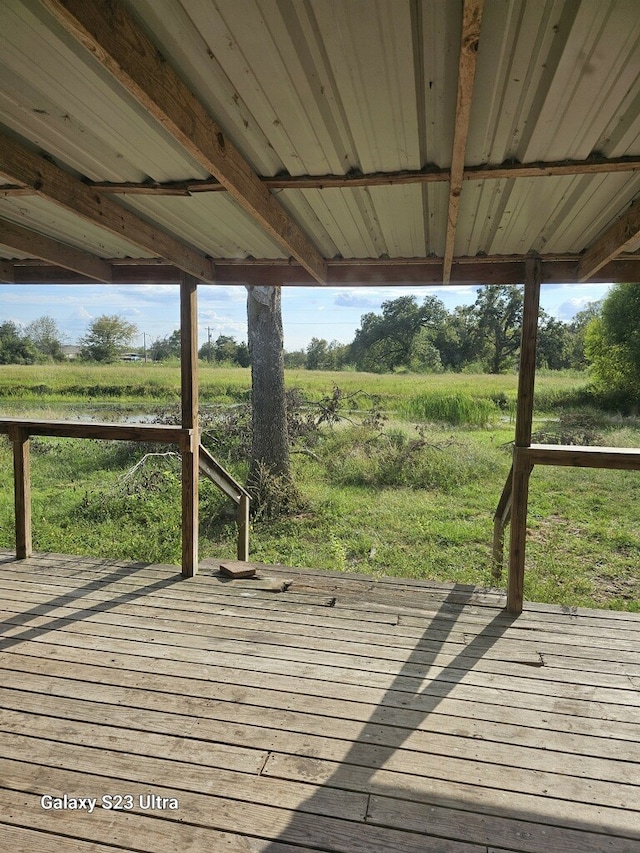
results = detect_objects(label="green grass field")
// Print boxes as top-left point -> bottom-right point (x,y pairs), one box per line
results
1,364 -> 638,611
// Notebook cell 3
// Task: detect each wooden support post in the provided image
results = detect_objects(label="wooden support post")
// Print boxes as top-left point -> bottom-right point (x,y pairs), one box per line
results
180,274 -> 199,577
507,258 -> 541,614
9,427 -> 32,559
237,493 -> 250,561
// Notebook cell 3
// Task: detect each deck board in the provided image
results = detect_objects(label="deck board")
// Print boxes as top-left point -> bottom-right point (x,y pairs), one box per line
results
0,551 -> 638,852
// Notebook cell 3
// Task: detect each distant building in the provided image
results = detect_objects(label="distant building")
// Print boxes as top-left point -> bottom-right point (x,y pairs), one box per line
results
61,345 -> 82,360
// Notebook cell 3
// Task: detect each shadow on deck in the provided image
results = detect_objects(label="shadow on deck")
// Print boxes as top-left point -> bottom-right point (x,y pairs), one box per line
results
0,551 -> 638,852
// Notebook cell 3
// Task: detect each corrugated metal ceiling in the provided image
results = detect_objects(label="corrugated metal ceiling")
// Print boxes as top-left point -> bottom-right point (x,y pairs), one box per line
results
0,0 -> 638,274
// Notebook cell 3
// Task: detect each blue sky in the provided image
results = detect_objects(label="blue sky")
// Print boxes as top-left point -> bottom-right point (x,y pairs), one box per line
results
1,281 -> 613,353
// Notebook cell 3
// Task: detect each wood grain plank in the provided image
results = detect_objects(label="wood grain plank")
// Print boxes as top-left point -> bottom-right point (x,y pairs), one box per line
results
0,787 -> 315,853
2,603 -> 638,697
579,199 -> 640,281
367,793 -> 636,853
2,593 -> 639,677
0,691 -> 636,811
3,576 -> 638,651
443,0 -> 484,283
2,578 -> 638,658
1,553 -> 639,852
507,259 -> 541,614
0,653 -> 636,762
1,675 -> 637,786
525,443 -> 640,470
0,733 -> 368,822
0,419 -> 189,444
262,752 -> 640,838
2,612 -> 638,713
2,640 -> 638,739
0,758 -> 482,853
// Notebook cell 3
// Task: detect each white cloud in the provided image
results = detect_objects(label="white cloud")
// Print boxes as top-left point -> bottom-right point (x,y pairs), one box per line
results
556,296 -> 599,321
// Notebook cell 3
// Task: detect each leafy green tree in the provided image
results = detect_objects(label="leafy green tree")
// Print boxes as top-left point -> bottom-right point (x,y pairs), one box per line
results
408,328 -> 443,372
198,341 -> 214,362
436,305 -> 478,370
25,315 -> 64,361
306,337 -> 330,370
80,315 -> 138,362
0,321 -> 38,364
150,329 -> 181,361
305,338 -> 348,371
470,285 -> 523,373
284,349 -> 307,369
536,313 -> 573,370
568,300 -> 602,369
350,295 -> 447,372
235,341 -> 250,367
214,335 -> 240,363
199,335 -> 250,366
585,283 -> 640,403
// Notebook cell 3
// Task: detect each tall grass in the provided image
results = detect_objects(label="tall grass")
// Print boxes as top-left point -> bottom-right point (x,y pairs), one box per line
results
0,363 -> 590,414
400,392 -> 499,426
0,365 -> 640,610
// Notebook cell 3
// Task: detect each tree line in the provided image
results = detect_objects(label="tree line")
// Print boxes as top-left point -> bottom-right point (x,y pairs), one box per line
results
3,283 -> 640,406
287,285 -> 599,374
0,315 -> 251,366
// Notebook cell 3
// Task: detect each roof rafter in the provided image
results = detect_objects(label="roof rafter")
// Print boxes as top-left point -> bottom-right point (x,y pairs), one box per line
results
40,0 -> 327,284
443,0 -> 484,284
0,218 -> 112,283
578,200 -> 640,281
3,155 -> 638,197
0,129 -> 214,282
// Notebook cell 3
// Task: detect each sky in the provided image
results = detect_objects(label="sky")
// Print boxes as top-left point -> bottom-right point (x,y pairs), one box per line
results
1,281 -> 613,353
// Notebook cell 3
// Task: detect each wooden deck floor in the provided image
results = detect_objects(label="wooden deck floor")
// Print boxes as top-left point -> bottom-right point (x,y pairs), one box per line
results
0,551 -> 638,852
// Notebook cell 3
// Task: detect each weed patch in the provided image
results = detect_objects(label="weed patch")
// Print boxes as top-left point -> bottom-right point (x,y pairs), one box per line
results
400,392 -> 498,426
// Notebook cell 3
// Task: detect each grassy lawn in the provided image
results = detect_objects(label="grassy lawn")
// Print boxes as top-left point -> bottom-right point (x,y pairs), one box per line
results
1,364 -> 638,611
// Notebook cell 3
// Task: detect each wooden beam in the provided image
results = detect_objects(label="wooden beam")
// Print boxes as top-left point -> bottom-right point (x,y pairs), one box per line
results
5,255 -> 640,287
443,0 -> 484,284
0,184 -> 33,196
578,200 -> 640,281
0,418 -> 191,446
467,155 -> 640,182
0,260 -> 15,283
25,155 -> 639,198
0,129 -> 214,282
507,258 -> 541,615
180,273 -> 199,578
8,427 -> 32,560
41,0 -> 326,285
0,219 -> 112,283
525,444 -> 640,471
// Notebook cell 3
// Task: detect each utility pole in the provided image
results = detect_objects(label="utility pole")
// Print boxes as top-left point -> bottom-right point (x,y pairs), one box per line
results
143,331 -> 147,363
207,326 -> 212,362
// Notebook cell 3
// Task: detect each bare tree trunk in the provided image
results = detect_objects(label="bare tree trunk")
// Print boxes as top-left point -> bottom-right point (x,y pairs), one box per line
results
246,285 -> 291,484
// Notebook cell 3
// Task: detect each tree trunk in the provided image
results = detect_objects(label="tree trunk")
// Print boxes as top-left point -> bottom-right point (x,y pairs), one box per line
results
246,285 -> 291,483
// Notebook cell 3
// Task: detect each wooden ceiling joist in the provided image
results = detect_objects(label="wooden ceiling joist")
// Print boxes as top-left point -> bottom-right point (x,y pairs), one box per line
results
5,254 -> 640,287
41,0 -> 327,285
0,129 -> 214,282
3,155 -> 639,199
443,0 -> 484,285
578,200 -> 640,282
0,218 -> 112,283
